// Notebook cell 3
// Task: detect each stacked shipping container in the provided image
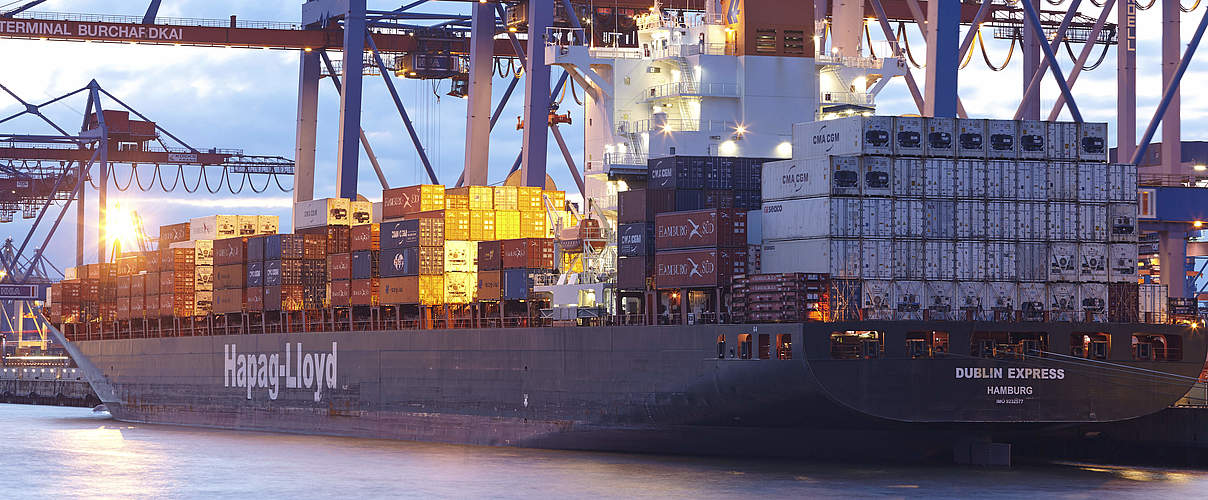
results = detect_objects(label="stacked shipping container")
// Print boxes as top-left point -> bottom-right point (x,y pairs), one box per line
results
771,116 -> 1139,321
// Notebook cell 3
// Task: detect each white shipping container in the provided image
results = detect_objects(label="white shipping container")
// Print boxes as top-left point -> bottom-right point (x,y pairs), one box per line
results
925,240 -> 956,280
189,215 -> 238,241
957,281 -> 988,311
956,118 -> 988,158
1108,163 -> 1139,202
986,241 -> 1018,280
1079,283 -> 1108,313
1019,283 -> 1046,312
924,200 -> 955,239
925,281 -> 956,317
792,115 -> 894,159
761,157 -> 860,200
372,202 -> 383,223
1108,243 -> 1139,283
1017,202 -> 1047,240
861,156 -> 893,196
1078,243 -> 1108,282
761,197 -> 858,239
1017,242 -> 1049,281
1048,282 -> 1078,313
1048,161 -> 1079,200
894,116 -> 925,156
893,157 -> 924,198
893,199 -> 925,237
861,239 -> 893,280
924,117 -> 956,157
1077,162 -> 1108,202
894,280 -> 926,318
1048,202 -> 1077,241
830,238 -> 862,278
1048,242 -> 1079,282
1047,121 -> 1079,159
954,159 -> 987,198
988,282 -> 1018,311
760,238 -> 835,275
986,201 -> 1017,240
294,198 -> 351,230
893,239 -> 926,279
1108,203 -> 1138,242
1017,160 -> 1048,200
1077,203 -> 1107,242
924,158 -> 956,197
955,200 -> 987,239
956,241 -> 986,280
861,198 -> 893,237
862,279 -> 894,317
1140,283 -> 1168,323
987,119 -> 1018,159
1018,120 -> 1048,160
1078,122 -> 1109,162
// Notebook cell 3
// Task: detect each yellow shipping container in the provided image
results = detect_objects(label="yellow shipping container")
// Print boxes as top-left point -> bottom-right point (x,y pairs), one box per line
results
195,265 -> 214,291
418,275 -> 444,305
494,210 -> 521,240
444,271 -> 477,304
444,241 -> 478,272
445,186 -> 493,211
492,186 -> 518,210
543,190 -> 566,211
194,239 -> 214,265
194,290 -> 213,316
237,215 -> 259,236
444,209 -> 471,240
350,200 -> 373,225
520,211 -> 547,239
560,252 -> 583,273
470,210 -> 496,241
257,215 -> 279,234
548,210 -> 575,232
445,194 -> 470,210
517,186 -> 543,211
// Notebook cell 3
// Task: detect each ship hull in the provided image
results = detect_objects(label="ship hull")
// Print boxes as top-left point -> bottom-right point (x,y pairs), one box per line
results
54,321 -> 1206,459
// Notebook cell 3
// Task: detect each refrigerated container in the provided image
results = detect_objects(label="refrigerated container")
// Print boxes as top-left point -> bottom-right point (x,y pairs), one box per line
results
1140,283 -> 1168,323
893,280 -> 925,318
986,120 -> 1017,159
861,198 -> 892,237
924,117 -> 956,157
1048,202 -> 1077,241
1017,242 -> 1048,281
762,197 -> 856,239
1108,163 -> 1139,202
956,118 -> 988,158
925,240 -> 955,280
1049,161 -> 1079,200
295,198 -> 351,229
985,159 -> 1006,198
861,238 -> 893,280
1019,283 -> 1046,314
350,200 -> 373,226
955,200 -> 987,239
1018,120 -> 1047,160
862,156 -> 892,196
1047,121 -> 1079,159
189,215 -> 239,241
1108,243 -> 1139,283
955,241 -> 986,280
924,281 -> 956,317
791,115 -> 894,158
893,199 -> 925,238
861,279 -> 894,318
986,201 -> 1017,240
924,200 -> 955,239
1078,243 -> 1107,282
444,241 -> 477,273
814,155 -> 860,197
954,159 -> 986,198
892,157 -> 924,197
892,239 -> 926,279
1017,160 -> 1048,200
986,241 -> 1017,280
1079,283 -> 1108,315
894,116 -> 925,156
444,271 -> 476,304
957,281 -> 988,311
1077,203 -> 1107,241
1077,162 -> 1108,202
924,158 -> 955,197
1048,282 -> 1078,315
1108,203 -> 1138,242
1078,122 -> 1109,162
987,282 -> 1018,312
1048,242 -> 1078,282
762,238 -> 858,277
1017,201 -> 1047,240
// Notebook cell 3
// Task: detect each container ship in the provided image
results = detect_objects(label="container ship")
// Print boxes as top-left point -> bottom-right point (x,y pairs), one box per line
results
33,3 -> 1208,461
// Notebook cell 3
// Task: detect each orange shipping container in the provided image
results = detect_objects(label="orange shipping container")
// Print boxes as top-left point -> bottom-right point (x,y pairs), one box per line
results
379,276 -> 414,305
116,297 -> 131,320
439,209 -> 471,240
418,275 -> 443,305
446,186 -> 493,210
130,295 -> 144,318
351,278 -> 379,306
470,210 -> 495,241
383,184 -> 444,218
477,270 -> 501,300
145,272 -> 161,296
246,286 -> 264,311
130,274 -> 145,297
350,223 -> 380,251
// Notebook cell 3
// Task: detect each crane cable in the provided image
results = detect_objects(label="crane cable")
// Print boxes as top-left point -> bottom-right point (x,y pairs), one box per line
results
1136,0 -> 1157,9
1183,0 -> 1202,12
1063,38 -> 1112,71
898,22 -> 926,69
979,30 -> 1016,71
959,30 -> 978,69
569,75 -> 582,106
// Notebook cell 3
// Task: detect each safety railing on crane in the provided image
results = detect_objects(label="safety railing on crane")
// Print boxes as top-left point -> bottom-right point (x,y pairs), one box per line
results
1139,173 -> 1208,188
624,118 -> 730,134
602,153 -> 647,168
11,11 -> 302,30
643,81 -> 738,100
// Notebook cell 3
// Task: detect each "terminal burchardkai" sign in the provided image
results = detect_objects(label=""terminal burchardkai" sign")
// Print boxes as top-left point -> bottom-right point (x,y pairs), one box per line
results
0,19 -> 185,41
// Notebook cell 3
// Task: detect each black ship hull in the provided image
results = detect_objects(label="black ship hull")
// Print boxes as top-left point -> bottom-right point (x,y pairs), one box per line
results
48,320 -> 1206,460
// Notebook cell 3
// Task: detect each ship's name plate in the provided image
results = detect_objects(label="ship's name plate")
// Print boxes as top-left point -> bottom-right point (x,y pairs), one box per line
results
223,342 -> 337,402
955,367 -> 1065,380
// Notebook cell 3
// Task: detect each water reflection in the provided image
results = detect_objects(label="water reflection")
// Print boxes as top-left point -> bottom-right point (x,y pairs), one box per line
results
3,404 -> 1207,499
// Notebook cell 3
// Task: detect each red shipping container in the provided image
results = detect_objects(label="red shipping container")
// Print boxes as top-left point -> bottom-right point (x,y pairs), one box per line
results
477,241 -> 502,271
158,222 -> 190,247
617,255 -> 653,290
351,278 -> 379,306
213,288 -> 244,314
130,274 -> 145,297
327,253 -> 351,281
351,224 -> 380,251
116,275 -> 131,297
329,280 -> 351,307
145,272 -> 161,296
213,237 -> 247,266
500,238 -> 555,269
130,295 -> 144,318
264,285 -> 304,311
383,185 -> 444,219
214,264 -> 246,289
655,209 -> 746,250
116,297 -> 131,320
655,247 -> 746,288
246,286 -> 264,312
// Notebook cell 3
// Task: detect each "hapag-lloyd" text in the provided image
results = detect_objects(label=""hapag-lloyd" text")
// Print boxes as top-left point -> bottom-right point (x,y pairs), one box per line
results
224,342 -> 337,402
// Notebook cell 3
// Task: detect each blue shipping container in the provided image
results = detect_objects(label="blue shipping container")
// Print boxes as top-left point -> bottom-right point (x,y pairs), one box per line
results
617,223 -> 654,257
674,189 -> 705,211
263,260 -> 282,287
351,250 -> 376,279
380,220 -> 418,249
379,247 -> 418,277
247,235 -> 266,261
648,156 -> 706,190
264,234 -> 304,260
501,269 -> 536,300
246,261 -> 263,287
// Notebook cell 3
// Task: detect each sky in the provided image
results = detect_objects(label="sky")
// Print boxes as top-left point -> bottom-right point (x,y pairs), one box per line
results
1,0 -> 1206,276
